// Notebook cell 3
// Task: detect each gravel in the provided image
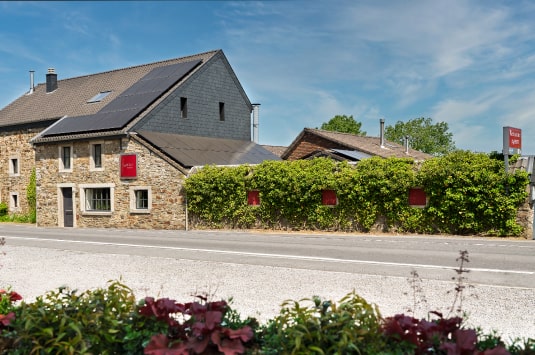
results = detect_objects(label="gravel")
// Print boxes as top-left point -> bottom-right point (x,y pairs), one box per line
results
1,245 -> 534,342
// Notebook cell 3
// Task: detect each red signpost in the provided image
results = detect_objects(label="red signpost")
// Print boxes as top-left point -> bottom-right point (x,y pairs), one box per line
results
502,126 -> 522,173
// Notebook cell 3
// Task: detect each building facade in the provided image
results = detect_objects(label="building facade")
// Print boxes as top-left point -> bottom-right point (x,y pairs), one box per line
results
0,50 -> 279,229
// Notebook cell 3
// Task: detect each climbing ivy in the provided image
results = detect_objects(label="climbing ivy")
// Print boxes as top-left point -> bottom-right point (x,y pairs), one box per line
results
26,168 -> 37,223
184,152 -> 529,236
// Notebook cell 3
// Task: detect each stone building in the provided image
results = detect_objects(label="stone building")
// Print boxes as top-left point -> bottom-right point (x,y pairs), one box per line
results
0,49 -> 279,229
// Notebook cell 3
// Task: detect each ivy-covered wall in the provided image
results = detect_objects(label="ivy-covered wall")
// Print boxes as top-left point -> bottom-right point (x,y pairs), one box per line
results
184,151 -> 529,237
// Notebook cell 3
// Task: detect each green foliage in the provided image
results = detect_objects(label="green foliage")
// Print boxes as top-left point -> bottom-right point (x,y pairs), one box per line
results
26,168 -> 36,224
319,115 -> 366,135
9,280 -> 139,354
0,203 -> 7,217
185,152 -> 529,236
418,151 -> 528,236
260,291 -> 385,354
185,165 -> 256,228
250,159 -> 340,230
384,117 -> 456,156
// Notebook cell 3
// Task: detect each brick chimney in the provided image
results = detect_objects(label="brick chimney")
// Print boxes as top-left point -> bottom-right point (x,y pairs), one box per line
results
46,68 -> 58,93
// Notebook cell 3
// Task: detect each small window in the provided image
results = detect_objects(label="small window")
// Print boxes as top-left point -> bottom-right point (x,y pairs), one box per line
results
180,97 -> 188,118
87,91 -> 111,103
129,186 -> 152,213
90,143 -> 103,171
80,184 -> 115,214
59,145 -> 73,172
9,157 -> 19,176
247,190 -> 260,206
10,192 -> 19,211
11,159 -> 18,175
322,190 -> 338,206
219,102 -> 225,121
409,188 -> 427,208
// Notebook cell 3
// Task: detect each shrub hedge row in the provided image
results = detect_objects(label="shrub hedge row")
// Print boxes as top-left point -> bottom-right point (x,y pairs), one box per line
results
184,151 -> 529,236
1,282 -> 533,354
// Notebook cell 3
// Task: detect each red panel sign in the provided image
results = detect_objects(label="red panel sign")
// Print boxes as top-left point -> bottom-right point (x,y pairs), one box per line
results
322,190 -> 338,206
408,188 -> 427,207
508,127 -> 522,150
247,190 -> 260,206
120,154 -> 137,179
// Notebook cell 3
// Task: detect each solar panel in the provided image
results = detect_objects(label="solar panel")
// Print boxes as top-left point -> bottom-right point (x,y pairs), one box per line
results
332,149 -> 372,161
43,59 -> 202,137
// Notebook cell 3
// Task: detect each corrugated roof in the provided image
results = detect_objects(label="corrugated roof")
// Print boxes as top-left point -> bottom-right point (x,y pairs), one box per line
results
137,130 -> 281,168
0,50 -> 218,128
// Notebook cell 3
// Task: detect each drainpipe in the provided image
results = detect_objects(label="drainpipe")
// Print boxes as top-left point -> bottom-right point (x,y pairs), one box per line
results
380,118 -> 385,148
29,70 -> 35,94
252,103 -> 260,143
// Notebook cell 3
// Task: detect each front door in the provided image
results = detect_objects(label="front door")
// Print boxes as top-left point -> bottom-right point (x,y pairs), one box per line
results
62,188 -> 73,227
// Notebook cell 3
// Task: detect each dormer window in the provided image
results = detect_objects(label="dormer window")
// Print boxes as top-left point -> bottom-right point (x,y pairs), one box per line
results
87,91 -> 111,103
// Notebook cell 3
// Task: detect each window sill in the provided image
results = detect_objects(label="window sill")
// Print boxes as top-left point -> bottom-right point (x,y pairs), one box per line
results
130,209 -> 151,214
81,211 -> 112,216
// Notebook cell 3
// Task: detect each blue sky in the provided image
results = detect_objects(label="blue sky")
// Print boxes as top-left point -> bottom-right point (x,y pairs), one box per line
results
1,1 -> 534,154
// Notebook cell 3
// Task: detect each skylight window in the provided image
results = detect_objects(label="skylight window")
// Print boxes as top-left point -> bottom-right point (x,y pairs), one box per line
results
87,91 -> 111,103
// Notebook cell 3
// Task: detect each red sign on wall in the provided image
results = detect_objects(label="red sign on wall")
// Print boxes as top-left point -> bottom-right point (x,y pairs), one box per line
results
120,154 -> 137,179
408,188 -> 427,207
247,190 -> 260,206
322,190 -> 338,206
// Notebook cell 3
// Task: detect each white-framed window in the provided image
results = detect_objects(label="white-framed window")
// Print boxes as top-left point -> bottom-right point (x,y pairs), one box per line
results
9,192 -> 19,211
79,183 -> 115,215
8,155 -> 20,176
129,186 -> 152,213
90,142 -> 103,171
59,145 -> 73,172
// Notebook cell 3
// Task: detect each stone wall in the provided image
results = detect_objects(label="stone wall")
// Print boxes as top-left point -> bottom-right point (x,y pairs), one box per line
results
35,137 -> 186,229
0,128 -> 41,214
517,189 -> 534,239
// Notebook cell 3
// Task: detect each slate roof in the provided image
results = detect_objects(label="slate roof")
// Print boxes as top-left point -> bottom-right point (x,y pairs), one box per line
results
282,128 -> 432,161
0,50 -> 218,130
137,130 -> 281,168
261,145 -> 287,157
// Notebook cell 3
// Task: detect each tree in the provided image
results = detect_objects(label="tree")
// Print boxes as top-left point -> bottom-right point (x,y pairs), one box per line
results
319,115 -> 366,135
384,117 -> 455,156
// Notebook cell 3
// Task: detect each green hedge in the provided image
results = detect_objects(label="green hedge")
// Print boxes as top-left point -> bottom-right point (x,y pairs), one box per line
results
184,152 -> 529,236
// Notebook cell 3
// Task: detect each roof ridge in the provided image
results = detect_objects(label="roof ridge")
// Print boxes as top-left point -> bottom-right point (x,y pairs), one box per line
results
307,127 -> 375,138
44,49 -> 221,84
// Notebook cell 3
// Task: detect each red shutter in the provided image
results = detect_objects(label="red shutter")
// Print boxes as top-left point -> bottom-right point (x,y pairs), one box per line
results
408,188 -> 427,207
247,190 -> 260,206
322,190 -> 337,206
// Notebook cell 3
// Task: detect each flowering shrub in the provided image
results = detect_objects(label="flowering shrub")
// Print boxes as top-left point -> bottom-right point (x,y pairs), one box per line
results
140,295 -> 254,355
0,289 -> 22,329
382,312 -> 509,354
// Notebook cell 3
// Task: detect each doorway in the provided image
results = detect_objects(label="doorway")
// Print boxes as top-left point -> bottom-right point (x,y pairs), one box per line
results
61,188 -> 73,227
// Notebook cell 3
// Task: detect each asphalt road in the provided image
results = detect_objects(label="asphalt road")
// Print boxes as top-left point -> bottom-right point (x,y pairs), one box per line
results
2,224 -> 534,289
